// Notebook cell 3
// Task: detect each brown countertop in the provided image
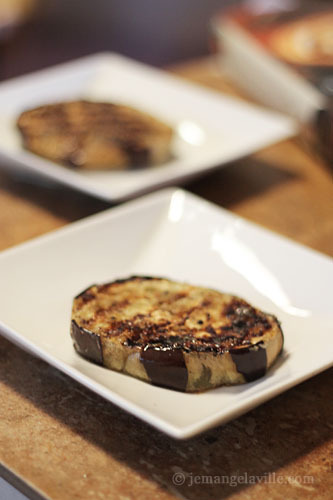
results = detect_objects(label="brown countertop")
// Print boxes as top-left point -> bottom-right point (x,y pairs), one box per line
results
0,57 -> 333,500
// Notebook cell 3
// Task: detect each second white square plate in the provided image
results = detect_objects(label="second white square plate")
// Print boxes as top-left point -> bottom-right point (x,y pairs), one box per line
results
0,188 -> 332,438
0,53 -> 296,201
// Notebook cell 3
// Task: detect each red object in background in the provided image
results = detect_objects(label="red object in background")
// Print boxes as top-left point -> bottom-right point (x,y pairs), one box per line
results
212,0 -> 333,166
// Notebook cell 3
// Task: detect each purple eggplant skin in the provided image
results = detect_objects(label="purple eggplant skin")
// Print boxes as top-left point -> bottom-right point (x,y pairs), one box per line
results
71,320 -> 103,365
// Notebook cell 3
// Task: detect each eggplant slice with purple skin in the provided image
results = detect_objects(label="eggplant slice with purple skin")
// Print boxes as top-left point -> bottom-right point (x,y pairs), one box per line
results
71,276 -> 284,392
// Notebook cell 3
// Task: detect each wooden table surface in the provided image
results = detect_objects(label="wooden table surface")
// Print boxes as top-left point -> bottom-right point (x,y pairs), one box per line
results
0,57 -> 333,500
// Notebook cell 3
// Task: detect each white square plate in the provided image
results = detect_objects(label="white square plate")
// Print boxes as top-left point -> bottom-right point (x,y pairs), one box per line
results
0,188 -> 332,439
0,53 -> 296,201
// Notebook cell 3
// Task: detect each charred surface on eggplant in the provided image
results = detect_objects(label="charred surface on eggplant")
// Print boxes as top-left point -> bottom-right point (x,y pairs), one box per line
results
123,143 -> 150,166
140,347 -> 188,391
111,275 -> 162,285
96,276 -> 163,293
223,298 -> 272,338
71,276 -> 284,391
17,101 -> 173,169
75,285 -> 97,301
71,320 -> 103,365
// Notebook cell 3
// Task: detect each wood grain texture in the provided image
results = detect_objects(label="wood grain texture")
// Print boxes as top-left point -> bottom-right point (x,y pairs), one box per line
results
0,57 -> 332,500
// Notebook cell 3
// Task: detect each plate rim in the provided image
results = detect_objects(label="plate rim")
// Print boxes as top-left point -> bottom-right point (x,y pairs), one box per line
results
0,187 -> 332,439
0,51 -> 297,202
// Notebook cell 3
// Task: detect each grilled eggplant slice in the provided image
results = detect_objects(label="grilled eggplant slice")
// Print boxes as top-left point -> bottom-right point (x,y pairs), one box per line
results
71,276 -> 284,392
17,100 -> 173,169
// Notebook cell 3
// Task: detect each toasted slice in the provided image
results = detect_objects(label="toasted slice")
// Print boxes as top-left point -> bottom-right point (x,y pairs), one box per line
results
17,100 -> 173,169
71,276 -> 284,392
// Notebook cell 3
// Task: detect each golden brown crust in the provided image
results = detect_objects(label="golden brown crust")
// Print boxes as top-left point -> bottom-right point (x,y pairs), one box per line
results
17,100 -> 173,169
71,276 -> 284,391
73,276 -> 278,352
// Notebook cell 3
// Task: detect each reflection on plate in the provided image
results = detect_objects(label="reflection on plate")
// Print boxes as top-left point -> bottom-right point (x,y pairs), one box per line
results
0,188 -> 332,438
0,52 -> 296,201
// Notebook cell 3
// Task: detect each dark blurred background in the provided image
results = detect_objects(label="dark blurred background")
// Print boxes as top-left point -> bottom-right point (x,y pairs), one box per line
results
0,0 -> 234,79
